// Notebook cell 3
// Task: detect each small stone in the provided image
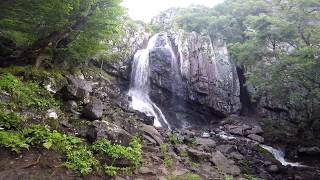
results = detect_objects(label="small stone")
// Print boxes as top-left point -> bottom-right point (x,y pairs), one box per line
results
246,125 -> 264,135
187,148 -> 211,161
268,165 -> 279,173
248,134 -> 264,143
46,109 -> 58,119
229,152 -> 244,160
172,169 -> 189,176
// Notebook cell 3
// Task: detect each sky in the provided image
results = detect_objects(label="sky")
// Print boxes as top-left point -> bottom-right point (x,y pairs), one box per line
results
121,0 -> 225,22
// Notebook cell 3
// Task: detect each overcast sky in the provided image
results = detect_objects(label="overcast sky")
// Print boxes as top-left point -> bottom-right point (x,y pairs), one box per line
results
121,0 -> 225,22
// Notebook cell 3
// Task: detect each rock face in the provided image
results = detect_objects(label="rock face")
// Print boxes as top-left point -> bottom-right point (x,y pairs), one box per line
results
147,32 -> 240,118
82,98 -> 104,120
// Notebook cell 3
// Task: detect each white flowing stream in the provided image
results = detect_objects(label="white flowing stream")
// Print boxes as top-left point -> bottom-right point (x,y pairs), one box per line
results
128,34 -> 170,128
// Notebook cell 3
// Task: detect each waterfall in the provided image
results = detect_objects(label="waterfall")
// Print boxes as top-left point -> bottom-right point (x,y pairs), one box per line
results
128,34 -> 170,128
260,145 -> 306,167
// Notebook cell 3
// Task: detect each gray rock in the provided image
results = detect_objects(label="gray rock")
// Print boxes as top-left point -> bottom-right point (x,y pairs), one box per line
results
65,100 -> 78,113
298,146 -> 320,155
195,137 -> 216,148
147,32 -> 240,117
211,151 -> 241,176
216,145 -> 237,154
140,124 -> 163,145
247,125 -> 264,135
229,124 -> 251,136
248,134 -> 264,143
83,98 -> 103,120
268,165 -> 279,173
63,75 -> 92,102
139,167 -> 155,175
229,152 -> 244,160
86,120 -> 132,146
187,148 -> 211,161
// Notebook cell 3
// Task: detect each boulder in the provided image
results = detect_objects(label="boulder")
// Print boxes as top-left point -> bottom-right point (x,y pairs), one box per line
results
228,124 -> 251,136
139,167 -> 155,175
65,100 -> 78,113
195,137 -> 216,148
62,75 -> 92,102
298,146 -> 320,155
187,148 -> 211,161
216,145 -> 237,154
82,98 -> 104,120
247,125 -> 264,135
247,134 -> 264,143
210,151 -> 241,176
140,124 -> 163,145
86,120 -> 132,146
268,165 -> 279,173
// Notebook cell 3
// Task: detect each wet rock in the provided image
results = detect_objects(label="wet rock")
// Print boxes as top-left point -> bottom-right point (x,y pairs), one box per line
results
140,124 -> 163,145
247,125 -> 264,135
210,151 -> 241,176
135,111 -> 154,126
248,134 -> 264,143
86,120 -> 132,146
62,75 -> 92,102
82,98 -> 103,120
298,146 -> 320,155
174,144 -> 188,155
187,148 -> 211,161
268,165 -> 279,173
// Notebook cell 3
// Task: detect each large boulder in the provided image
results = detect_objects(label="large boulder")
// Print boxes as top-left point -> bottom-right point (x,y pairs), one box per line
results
62,76 -> 93,102
210,151 -> 241,176
86,120 -> 132,146
82,98 -> 104,120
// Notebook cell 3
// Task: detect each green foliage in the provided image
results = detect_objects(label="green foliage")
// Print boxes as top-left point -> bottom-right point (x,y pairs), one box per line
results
0,111 -> 22,130
169,134 -> 180,145
160,144 -> 173,168
224,175 -> 233,180
0,0 -> 126,65
0,73 -> 59,110
65,146 -> 98,176
92,137 -> 143,176
166,173 -> 201,180
0,131 -> 29,153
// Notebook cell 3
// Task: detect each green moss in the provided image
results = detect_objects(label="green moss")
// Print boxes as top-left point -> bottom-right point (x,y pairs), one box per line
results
169,134 -> 180,145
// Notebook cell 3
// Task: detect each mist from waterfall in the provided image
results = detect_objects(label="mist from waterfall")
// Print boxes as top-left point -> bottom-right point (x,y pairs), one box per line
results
128,34 -> 170,128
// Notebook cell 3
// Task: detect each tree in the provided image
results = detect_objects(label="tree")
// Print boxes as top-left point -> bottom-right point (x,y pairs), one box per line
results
0,0 -> 125,67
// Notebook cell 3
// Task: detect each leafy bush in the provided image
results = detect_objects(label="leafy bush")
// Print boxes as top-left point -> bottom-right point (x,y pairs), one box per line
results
0,131 -> 29,153
0,73 -> 59,109
0,111 -> 22,130
92,137 -> 143,176
65,147 -> 98,176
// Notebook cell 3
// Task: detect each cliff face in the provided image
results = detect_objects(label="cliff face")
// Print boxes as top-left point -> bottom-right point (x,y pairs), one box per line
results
148,31 -> 241,117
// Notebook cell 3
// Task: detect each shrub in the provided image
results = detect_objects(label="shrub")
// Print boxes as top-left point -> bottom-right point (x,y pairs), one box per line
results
160,144 -> 173,168
65,147 -> 98,176
0,73 -> 59,109
0,111 -> 22,130
0,131 -> 29,153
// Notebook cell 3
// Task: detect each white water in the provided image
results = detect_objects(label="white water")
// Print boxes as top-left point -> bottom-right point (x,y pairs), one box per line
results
128,34 -> 170,128
260,145 -> 306,167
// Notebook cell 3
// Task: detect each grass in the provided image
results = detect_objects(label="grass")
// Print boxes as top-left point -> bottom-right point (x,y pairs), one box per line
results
166,173 -> 201,180
0,111 -> 22,130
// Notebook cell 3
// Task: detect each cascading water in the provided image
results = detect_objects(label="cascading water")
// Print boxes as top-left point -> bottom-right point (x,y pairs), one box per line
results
128,34 -> 170,128
260,145 -> 306,167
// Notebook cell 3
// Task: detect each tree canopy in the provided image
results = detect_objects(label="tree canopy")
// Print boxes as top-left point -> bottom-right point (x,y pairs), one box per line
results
0,0 -> 125,67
